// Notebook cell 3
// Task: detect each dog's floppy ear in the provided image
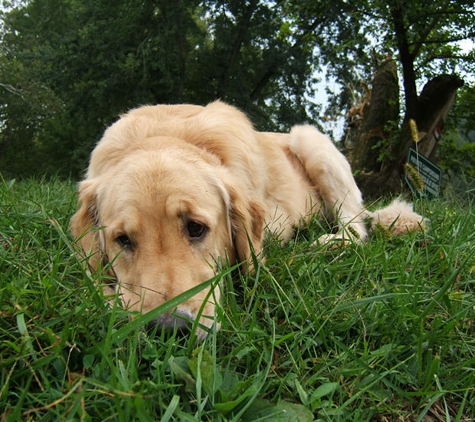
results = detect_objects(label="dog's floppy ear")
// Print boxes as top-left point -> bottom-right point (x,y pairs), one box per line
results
226,184 -> 266,269
70,180 -> 107,273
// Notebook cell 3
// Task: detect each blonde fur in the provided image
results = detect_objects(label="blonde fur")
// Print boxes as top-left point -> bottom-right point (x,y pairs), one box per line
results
368,198 -> 427,235
71,101 -> 425,337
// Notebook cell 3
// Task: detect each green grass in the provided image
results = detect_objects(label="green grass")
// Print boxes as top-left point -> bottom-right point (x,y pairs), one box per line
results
1,177 -> 474,421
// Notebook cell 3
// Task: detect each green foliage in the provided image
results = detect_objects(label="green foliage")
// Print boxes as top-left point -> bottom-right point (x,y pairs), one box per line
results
0,0 -> 474,184
436,84 -> 475,189
439,139 -> 475,179
1,178 -> 475,420
0,0 -> 320,178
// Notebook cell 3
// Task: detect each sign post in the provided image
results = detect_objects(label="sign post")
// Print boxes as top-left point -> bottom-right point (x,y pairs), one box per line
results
405,148 -> 442,198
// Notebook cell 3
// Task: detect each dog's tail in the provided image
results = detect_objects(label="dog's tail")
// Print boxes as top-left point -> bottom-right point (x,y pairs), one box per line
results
366,198 -> 427,235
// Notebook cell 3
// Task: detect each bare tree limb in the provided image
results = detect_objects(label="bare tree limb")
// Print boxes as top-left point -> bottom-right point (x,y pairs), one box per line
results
0,82 -> 23,97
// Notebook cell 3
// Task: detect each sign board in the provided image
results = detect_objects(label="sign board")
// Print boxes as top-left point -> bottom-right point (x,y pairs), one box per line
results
405,147 -> 442,198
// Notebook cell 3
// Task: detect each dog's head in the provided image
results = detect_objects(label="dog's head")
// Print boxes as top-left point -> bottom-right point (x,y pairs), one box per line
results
71,138 -> 265,338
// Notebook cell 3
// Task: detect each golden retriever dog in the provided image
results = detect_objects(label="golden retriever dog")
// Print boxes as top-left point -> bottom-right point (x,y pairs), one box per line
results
71,101 -> 425,337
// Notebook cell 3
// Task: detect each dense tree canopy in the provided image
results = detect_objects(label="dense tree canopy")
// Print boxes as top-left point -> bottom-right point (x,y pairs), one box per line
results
0,0 -> 474,188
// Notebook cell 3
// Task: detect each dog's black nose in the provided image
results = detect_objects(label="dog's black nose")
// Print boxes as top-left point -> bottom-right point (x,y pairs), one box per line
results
147,311 -> 193,336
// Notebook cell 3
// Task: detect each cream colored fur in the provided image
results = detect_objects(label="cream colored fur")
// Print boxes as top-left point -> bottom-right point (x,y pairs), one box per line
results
71,101 -> 425,337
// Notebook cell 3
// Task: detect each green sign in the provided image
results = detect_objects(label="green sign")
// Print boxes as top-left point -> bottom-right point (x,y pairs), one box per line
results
405,147 -> 442,198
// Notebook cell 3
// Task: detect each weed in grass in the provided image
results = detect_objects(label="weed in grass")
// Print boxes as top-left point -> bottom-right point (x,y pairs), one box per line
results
1,177 -> 474,420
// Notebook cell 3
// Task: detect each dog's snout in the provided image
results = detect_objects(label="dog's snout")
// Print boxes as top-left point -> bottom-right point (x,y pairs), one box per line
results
148,311 -> 193,336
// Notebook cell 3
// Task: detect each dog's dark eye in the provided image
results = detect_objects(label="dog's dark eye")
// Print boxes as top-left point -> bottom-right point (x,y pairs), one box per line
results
116,234 -> 134,249
187,221 -> 207,240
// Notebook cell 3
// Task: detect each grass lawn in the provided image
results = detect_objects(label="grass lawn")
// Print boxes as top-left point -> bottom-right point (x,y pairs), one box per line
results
1,177 -> 474,421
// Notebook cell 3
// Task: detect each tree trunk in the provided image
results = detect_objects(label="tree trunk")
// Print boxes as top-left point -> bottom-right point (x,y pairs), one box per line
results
175,0 -> 186,102
415,75 -> 464,160
0,125 -> 11,168
216,0 -> 259,99
389,1 -> 418,119
350,58 -> 399,173
388,74 -> 464,187
349,72 -> 463,199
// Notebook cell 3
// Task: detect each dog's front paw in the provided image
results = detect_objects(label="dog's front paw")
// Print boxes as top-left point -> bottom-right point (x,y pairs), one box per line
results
313,232 -> 352,248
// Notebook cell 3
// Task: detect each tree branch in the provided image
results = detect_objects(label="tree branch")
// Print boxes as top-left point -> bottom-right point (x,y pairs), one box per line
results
417,53 -> 473,71
409,34 -> 475,46
0,83 -> 23,97
251,12 -> 325,104
216,0 -> 259,98
410,0 -> 451,59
